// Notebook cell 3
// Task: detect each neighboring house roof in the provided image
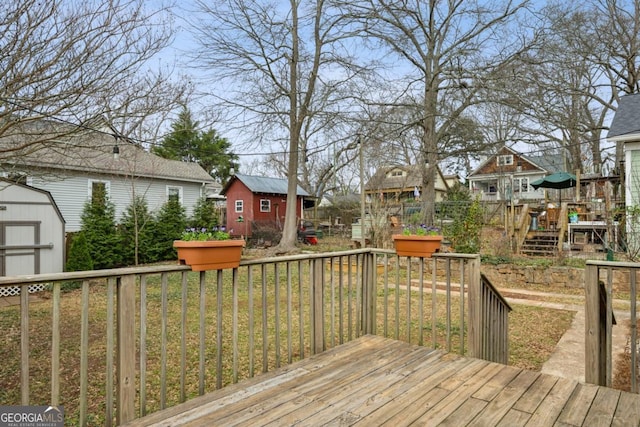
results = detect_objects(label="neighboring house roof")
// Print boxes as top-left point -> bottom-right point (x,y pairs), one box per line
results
468,145 -> 561,177
521,154 -> 564,174
443,174 -> 462,187
1,120 -> 214,184
365,164 -> 449,192
318,193 -> 360,207
608,94 -> 640,141
221,173 -> 310,197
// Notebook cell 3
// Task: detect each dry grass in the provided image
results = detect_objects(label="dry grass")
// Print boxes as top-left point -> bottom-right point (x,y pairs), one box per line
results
0,236 -> 580,423
508,305 -> 575,370
613,318 -> 640,392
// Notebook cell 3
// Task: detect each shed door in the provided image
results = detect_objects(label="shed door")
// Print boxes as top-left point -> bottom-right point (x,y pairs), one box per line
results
0,222 -> 40,276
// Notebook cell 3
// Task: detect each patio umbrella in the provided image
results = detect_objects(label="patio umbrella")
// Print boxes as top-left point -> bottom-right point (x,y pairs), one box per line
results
531,172 -> 577,207
530,172 -> 577,190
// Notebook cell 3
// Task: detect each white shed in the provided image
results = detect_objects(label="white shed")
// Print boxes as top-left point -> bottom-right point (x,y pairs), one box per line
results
0,180 -> 65,289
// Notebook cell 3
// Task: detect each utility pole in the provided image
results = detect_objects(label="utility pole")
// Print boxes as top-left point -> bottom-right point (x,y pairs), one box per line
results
359,135 -> 366,248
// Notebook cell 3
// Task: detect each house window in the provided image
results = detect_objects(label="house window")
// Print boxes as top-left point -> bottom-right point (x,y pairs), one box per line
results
514,177 -> 529,193
260,199 -> 271,212
88,179 -> 110,204
497,155 -> 514,166
235,200 -> 244,213
388,169 -> 404,178
167,186 -> 183,204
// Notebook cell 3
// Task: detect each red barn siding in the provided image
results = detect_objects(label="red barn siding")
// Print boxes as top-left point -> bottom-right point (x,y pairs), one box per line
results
224,180 -> 304,238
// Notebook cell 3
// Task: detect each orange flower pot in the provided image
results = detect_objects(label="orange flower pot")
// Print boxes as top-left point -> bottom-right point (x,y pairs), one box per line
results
392,235 -> 443,258
173,240 -> 245,271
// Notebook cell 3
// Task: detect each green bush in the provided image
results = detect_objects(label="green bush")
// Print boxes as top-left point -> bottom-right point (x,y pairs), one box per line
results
66,232 -> 93,271
190,196 -> 221,230
79,186 -> 121,269
148,197 -> 187,261
64,232 -> 93,290
445,197 -> 483,253
119,196 -> 156,265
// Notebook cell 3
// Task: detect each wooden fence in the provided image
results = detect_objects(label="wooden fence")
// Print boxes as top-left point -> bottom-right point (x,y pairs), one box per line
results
0,249 -> 510,425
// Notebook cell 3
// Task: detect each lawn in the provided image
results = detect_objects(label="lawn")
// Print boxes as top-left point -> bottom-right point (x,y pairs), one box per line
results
0,237 -> 578,423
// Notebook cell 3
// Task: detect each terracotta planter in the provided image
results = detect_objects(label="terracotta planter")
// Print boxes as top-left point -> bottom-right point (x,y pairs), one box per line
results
392,234 -> 443,258
173,240 -> 245,271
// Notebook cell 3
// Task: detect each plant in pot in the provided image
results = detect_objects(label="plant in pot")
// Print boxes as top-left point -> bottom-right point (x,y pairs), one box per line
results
392,225 -> 443,258
173,227 -> 245,271
568,210 -> 579,224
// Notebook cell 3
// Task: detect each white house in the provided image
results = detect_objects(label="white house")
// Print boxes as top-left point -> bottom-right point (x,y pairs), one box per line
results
607,93 -> 640,251
0,121 -> 215,231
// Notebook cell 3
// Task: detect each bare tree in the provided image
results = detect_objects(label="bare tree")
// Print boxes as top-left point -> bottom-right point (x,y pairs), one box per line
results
502,0 -> 640,174
587,0 -> 640,166
0,0 -> 188,165
336,0 -> 535,224
188,0 -> 367,252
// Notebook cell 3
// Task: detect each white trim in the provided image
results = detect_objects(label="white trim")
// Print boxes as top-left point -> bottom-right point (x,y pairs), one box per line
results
88,179 -> 111,199
166,185 -> 183,204
608,133 -> 640,143
260,199 -> 271,212
235,200 -> 244,213
497,154 -> 514,166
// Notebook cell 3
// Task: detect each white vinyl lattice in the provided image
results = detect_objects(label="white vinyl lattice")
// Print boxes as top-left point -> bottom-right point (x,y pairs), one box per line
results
0,284 -> 47,297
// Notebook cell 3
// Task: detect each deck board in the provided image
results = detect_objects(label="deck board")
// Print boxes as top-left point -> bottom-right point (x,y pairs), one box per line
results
124,335 -> 640,427
557,383 -> 599,426
512,373 -> 559,414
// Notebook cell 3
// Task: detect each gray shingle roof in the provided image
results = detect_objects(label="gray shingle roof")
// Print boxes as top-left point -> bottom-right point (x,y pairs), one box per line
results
224,173 -> 310,196
1,122 -> 214,183
521,154 -> 564,174
608,94 -> 640,139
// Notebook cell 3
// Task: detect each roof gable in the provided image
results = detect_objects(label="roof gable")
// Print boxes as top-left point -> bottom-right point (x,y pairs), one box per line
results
0,178 -> 65,224
468,146 -> 554,176
608,94 -> 640,141
365,164 -> 448,192
221,174 -> 310,197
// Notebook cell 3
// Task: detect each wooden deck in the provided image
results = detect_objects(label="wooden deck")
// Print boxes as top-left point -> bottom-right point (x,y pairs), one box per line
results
125,335 -> 640,426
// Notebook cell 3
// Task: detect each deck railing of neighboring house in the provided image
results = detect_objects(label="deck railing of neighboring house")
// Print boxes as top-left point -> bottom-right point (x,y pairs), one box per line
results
585,260 -> 639,393
0,249 -> 510,426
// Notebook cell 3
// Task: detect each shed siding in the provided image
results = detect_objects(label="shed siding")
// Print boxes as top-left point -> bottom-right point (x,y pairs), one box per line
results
224,180 -> 303,238
0,182 -> 65,275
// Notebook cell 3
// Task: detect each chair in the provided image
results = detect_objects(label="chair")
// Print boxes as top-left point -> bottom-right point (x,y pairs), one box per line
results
546,208 -> 559,230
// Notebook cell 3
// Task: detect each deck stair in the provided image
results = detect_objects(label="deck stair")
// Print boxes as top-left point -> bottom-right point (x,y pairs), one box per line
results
520,231 -> 558,256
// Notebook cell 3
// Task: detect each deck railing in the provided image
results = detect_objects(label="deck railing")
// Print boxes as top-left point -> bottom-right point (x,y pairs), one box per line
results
0,249 -> 510,425
585,260 -> 639,392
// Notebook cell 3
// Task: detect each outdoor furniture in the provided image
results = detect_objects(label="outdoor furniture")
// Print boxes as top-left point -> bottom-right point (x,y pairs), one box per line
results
567,221 -> 618,251
543,207 -> 559,230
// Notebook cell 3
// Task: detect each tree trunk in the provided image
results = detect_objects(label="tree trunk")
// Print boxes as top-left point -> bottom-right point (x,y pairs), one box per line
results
275,0 -> 301,254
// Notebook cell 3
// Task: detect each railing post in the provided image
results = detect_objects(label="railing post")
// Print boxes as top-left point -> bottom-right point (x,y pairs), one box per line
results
311,258 -> 325,354
585,263 -> 602,385
362,252 -> 376,335
467,255 -> 481,359
117,275 -> 136,424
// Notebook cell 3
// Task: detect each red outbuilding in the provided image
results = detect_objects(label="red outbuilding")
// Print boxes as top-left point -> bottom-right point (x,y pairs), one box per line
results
220,174 -> 312,238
